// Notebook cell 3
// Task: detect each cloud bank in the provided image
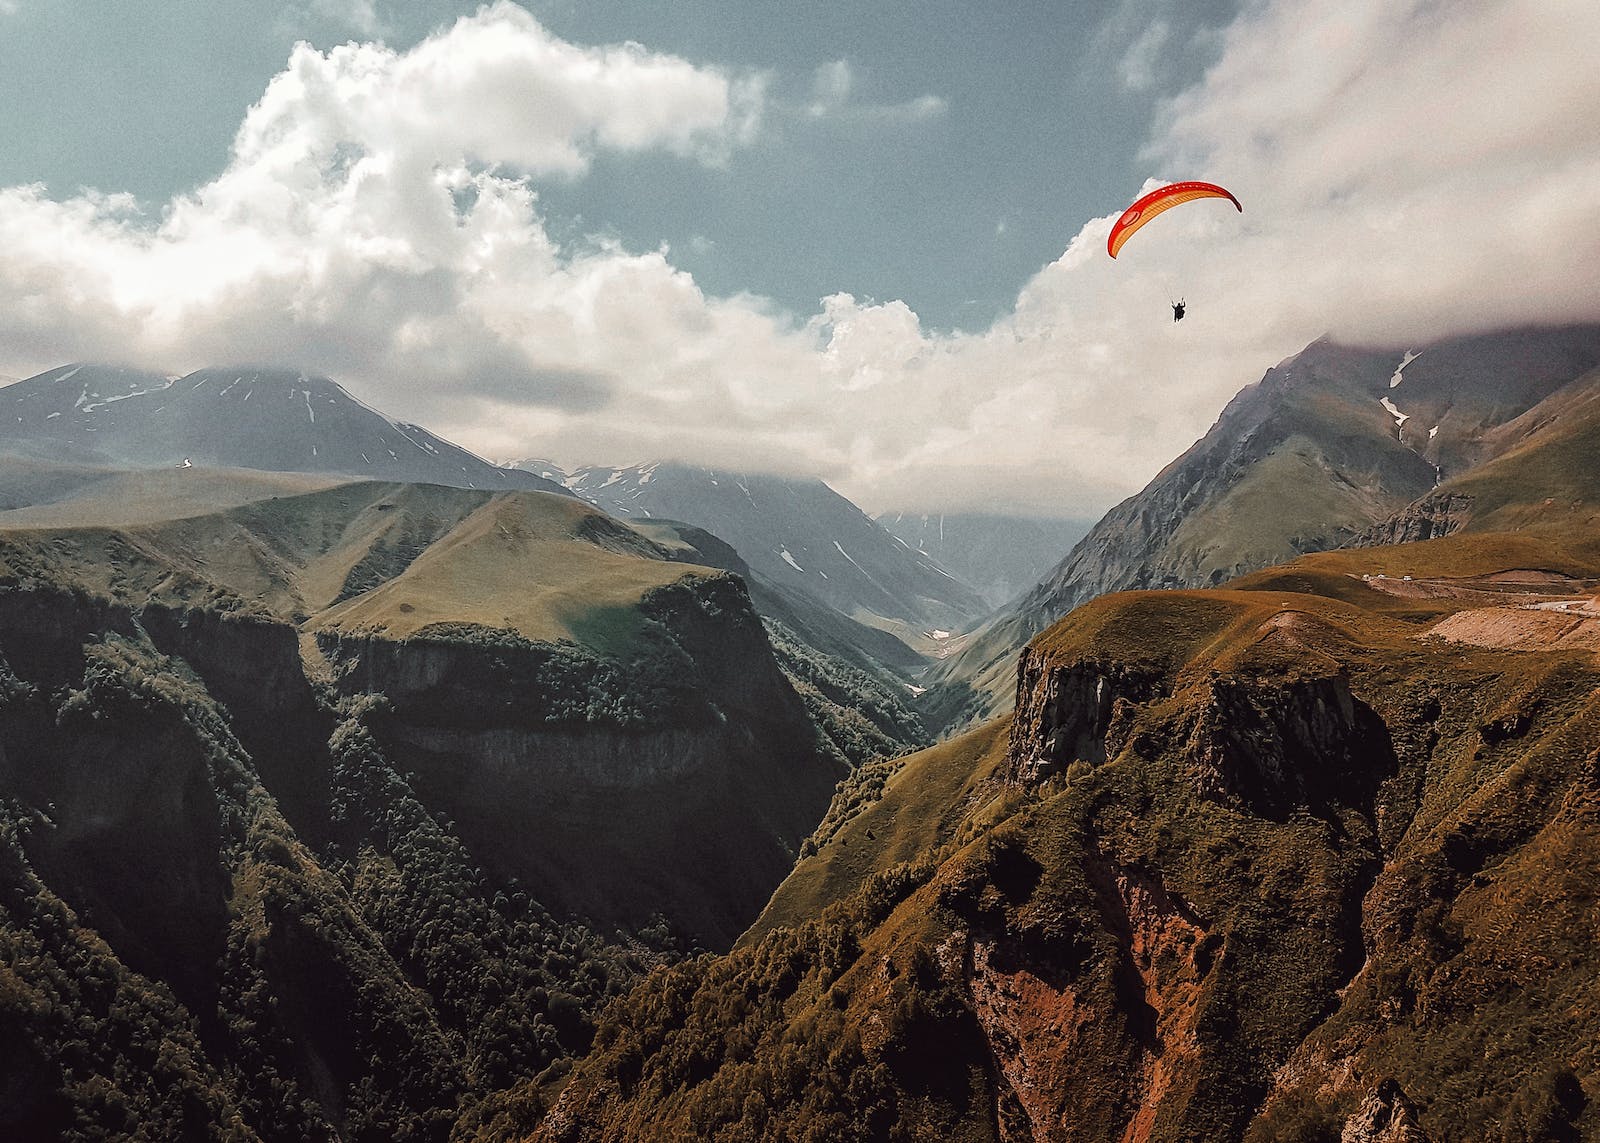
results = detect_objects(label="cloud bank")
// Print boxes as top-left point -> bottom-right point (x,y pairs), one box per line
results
1,0 -> 1597,516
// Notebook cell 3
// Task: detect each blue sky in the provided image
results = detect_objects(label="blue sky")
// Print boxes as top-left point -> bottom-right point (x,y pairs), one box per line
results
0,0 -> 1238,331
1,1 -> 1597,514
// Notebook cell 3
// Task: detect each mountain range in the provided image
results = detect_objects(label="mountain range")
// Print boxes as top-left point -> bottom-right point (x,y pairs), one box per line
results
5,322 -> 1600,1140
925,324 -> 1600,729
519,460 -> 990,645
0,362 -> 939,1137
0,363 -> 568,495
876,511 -> 1093,610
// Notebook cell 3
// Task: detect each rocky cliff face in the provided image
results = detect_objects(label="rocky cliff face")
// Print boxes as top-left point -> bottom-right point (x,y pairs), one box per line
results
1007,640 -> 1391,813
1353,492 -> 1476,546
0,585 -> 472,1140
1180,671 -> 1392,816
1006,651 -> 1167,783
314,572 -> 840,942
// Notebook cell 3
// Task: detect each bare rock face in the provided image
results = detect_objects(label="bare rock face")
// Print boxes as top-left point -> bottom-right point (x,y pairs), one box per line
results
1352,492 -> 1475,547
963,858 -> 1213,1143
1183,672 -> 1395,816
1006,652 -> 1167,784
1342,1081 -> 1433,1143
1006,637 -> 1397,819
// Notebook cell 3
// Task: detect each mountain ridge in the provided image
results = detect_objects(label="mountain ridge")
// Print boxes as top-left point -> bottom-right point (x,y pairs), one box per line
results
521,459 -> 990,644
926,324 -> 1600,729
876,510 -> 1094,610
0,363 -> 570,497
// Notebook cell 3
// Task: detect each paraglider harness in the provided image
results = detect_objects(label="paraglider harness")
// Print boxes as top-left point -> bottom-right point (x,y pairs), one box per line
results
1171,299 -> 1186,322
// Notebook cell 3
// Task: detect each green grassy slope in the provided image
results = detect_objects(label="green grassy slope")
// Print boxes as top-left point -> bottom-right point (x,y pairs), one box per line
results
0,480 -> 714,643
307,492 -> 699,649
1442,371 -> 1600,533
744,716 -> 1013,943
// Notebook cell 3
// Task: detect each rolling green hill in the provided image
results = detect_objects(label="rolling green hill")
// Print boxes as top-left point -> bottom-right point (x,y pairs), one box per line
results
0,457 -> 354,528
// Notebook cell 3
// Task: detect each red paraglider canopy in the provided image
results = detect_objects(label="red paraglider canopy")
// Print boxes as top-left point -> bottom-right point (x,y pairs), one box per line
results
1107,181 -> 1241,259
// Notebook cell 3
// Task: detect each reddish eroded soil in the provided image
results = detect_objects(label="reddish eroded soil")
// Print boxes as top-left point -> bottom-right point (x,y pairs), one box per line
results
1426,603 -> 1600,652
966,862 -> 1208,1143
1354,567 -> 1594,604
967,937 -> 1093,1141
1106,866 -> 1208,1143
1353,569 -> 1600,652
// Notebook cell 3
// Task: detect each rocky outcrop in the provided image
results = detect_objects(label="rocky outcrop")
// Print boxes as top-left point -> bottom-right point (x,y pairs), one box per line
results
1006,646 -> 1396,817
1183,672 -> 1394,816
964,933 -> 1102,1142
0,581 -> 137,690
1007,652 -> 1167,784
1341,1081 -> 1433,1143
1097,862 -> 1210,1143
1351,492 -> 1475,547
139,603 -> 309,706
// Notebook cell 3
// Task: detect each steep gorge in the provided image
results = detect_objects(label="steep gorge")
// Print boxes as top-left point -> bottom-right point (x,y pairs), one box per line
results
0,486 -> 849,1139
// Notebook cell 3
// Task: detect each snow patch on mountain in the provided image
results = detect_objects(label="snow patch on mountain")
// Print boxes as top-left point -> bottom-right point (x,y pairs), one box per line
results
1379,396 -> 1410,431
1389,349 -> 1423,388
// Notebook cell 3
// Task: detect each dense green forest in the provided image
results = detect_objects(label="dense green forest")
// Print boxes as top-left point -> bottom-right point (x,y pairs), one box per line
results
0,596 -> 692,1141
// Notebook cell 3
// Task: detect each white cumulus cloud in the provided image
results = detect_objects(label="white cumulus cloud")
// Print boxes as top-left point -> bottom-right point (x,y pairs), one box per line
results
1,0 -> 1598,519
0,3 -> 767,411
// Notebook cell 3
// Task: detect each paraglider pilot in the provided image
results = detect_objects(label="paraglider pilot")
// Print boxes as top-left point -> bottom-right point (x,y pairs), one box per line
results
1104,182 -> 1241,327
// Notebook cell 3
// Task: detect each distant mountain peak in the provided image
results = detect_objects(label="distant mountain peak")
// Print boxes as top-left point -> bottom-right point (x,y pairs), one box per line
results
514,457 -> 989,634
0,362 -> 571,498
